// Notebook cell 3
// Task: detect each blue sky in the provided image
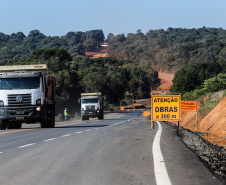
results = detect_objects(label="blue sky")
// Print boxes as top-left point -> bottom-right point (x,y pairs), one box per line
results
1,0 -> 226,38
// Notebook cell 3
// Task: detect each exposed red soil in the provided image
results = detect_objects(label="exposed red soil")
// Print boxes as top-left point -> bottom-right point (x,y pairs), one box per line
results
85,44 -> 109,58
158,73 -> 173,93
198,98 -> 226,146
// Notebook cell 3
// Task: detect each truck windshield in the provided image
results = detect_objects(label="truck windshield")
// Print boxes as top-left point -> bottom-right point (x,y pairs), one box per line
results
82,99 -> 98,104
0,77 -> 40,90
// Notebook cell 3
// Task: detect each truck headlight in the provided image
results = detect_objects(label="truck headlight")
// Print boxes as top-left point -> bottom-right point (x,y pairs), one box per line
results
36,107 -> 41,111
36,99 -> 41,105
0,100 -> 4,106
0,108 -> 4,113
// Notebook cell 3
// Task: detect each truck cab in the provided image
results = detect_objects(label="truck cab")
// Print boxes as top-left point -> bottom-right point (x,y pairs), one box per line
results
0,65 -> 55,129
79,93 -> 104,120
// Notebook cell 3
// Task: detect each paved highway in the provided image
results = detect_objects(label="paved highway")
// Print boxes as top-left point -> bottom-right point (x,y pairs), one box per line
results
0,111 -> 224,185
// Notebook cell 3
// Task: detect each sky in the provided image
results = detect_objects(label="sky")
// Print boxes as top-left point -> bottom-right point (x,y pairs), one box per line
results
1,0 -> 226,38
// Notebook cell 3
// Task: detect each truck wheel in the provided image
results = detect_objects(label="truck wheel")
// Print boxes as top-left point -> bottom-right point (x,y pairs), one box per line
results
50,109 -> 55,128
7,122 -> 13,129
98,111 -> 104,120
41,119 -> 47,128
47,108 -> 55,128
0,120 -> 6,130
98,114 -> 103,120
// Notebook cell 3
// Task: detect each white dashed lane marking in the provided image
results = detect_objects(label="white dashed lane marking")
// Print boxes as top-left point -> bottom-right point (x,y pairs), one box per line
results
17,143 -> 36,148
62,134 -> 71,137
44,138 -> 56,142
76,131 -> 83,134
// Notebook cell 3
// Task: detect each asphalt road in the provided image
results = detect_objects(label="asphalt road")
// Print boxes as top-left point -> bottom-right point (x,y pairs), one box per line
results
0,111 -> 224,185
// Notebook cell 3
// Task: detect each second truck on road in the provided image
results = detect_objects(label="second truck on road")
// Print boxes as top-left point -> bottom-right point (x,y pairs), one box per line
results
79,92 -> 104,120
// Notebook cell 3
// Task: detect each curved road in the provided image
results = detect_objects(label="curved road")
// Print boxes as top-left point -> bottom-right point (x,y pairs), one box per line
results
0,111 -> 224,185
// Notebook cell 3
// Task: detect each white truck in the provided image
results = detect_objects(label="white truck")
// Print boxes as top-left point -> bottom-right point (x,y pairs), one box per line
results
0,64 -> 55,129
79,92 -> 104,120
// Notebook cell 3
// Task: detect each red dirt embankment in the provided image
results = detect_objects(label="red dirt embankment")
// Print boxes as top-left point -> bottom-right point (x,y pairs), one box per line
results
198,98 -> 226,146
179,99 -> 226,146
158,73 -> 173,93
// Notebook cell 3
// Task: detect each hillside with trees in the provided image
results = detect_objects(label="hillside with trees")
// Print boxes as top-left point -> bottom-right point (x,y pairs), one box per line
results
107,27 -> 226,73
1,27 -> 226,73
0,29 -> 104,64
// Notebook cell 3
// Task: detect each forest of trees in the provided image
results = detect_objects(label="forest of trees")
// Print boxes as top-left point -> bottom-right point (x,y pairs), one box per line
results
1,27 -> 226,74
6,49 -> 160,114
0,29 -> 104,64
107,27 -> 226,73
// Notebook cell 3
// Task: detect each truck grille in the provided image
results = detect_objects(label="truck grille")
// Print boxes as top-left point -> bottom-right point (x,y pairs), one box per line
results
8,94 -> 32,107
86,105 -> 95,111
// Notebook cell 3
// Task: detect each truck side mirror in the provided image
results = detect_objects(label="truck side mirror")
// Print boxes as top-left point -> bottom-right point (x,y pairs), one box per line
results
78,98 -> 81,104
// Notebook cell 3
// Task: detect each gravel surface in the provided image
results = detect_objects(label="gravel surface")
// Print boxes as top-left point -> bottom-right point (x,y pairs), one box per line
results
178,127 -> 226,180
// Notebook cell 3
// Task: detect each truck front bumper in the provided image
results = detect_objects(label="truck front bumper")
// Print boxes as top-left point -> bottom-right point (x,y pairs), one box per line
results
0,106 -> 46,121
81,110 -> 101,117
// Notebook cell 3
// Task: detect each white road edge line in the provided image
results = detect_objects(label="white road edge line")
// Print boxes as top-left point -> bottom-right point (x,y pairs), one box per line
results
0,152 -> 3,154
62,134 -> 71,137
17,143 -> 36,148
152,121 -> 172,185
44,138 -> 56,142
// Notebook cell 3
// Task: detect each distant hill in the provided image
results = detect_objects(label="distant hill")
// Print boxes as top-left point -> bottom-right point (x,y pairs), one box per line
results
107,27 -> 226,73
1,27 -> 226,74
0,29 -> 104,65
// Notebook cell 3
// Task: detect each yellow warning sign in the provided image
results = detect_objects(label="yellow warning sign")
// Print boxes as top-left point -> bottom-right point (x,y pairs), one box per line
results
151,95 -> 181,121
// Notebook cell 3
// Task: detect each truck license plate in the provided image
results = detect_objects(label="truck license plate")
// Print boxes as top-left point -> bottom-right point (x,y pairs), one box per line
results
16,117 -> 24,120
16,110 -> 24,114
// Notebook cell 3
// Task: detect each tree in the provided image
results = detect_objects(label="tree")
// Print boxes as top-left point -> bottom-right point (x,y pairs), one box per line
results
83,39 -> 96,51
112,34 -> 126,43
170,62 -> 223,94
106,33 -> 114,43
